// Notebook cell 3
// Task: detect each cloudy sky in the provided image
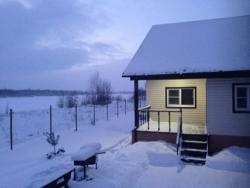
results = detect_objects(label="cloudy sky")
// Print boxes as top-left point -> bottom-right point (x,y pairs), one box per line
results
0,0 -> 249,91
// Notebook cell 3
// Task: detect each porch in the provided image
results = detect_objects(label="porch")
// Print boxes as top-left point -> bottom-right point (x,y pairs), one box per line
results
132,80 -> 208,164
137,121 -> 206,134
137,105 -> 207,135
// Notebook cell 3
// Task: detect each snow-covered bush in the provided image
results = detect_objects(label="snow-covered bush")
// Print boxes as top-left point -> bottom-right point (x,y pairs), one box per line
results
5,103 -> 9,115
57,95 -> 78,108
65,95 -> 78,108
45,132 -> 65,159
57,96 -> 65,108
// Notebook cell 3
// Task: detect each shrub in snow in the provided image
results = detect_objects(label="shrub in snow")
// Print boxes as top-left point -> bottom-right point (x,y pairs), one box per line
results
5,103 -> 9,115
57,95 -> 78,108
113,95 -> 125,102
57,96 -> 65,108
66,95 -> 78,108
45,132 -> 65,159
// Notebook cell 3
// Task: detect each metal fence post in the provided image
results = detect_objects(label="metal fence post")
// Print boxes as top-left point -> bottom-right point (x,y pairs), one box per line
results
124,99 -> 126,115
75,105 -> 78,131
10,109 -> 13,150
93,103 -> 95,125
106,103 -> 108,120
49,105 -> 52,134
116,100 -> 119,117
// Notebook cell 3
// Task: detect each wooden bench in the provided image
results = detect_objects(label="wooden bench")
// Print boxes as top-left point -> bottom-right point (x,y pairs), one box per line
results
71,143 -> 104,181
41,168 -> 74,188
73,152 -> 105,180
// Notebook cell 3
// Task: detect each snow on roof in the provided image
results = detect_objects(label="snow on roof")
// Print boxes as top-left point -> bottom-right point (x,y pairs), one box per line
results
123,15 -> 250,77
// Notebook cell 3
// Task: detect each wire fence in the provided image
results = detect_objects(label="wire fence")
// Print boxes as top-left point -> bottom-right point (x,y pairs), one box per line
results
0,99 -> 134,150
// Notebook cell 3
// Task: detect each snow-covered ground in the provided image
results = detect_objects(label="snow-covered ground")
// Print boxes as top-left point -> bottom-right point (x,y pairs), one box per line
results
0,108 -> 134,187
0,97 -> 249,188
0,98 -> 132,148
0,94 -> 132,112
0,96 -> 60,112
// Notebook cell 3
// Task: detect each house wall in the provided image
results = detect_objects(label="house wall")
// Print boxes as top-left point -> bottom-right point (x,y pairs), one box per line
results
207,78 -> 250,136
146,79 -> 206,126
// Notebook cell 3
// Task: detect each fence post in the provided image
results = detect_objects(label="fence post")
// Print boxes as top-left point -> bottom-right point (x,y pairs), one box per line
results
168,111 -> 171,132
147,111 -> 150,130
106,103 -> 109,120
49,105 -> 52,134
75,105 -> 78,131
116,100 -> 119,118
124,99 -> 126,115
158,111 -> 160,131
93,103 -> 95,125
10,109 -> 13,150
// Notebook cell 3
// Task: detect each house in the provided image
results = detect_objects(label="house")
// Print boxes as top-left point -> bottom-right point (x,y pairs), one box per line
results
122,15 -> 250,163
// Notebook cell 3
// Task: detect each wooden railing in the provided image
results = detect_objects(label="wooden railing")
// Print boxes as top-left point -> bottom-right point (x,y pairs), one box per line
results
138,105 -> 151,129
138,106 -> 182,132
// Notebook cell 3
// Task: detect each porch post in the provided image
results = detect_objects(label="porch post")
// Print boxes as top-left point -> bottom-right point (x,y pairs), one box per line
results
134,79 -> 139,128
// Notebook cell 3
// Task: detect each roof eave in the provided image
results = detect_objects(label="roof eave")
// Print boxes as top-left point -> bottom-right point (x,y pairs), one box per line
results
122,70 -> 250,80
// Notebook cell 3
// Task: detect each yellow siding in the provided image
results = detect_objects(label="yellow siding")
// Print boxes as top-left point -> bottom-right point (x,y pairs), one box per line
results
146,79 -> 206,125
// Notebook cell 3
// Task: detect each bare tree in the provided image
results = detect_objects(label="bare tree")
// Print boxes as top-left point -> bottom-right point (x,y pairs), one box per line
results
84,72 -> 112,105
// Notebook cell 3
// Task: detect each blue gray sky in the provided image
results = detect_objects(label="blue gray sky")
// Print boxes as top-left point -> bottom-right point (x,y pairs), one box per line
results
0,0 -> 249,91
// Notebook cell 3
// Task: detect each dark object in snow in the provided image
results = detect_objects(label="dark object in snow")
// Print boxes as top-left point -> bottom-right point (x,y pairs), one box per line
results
42,168 -> 74,188
46,148 -> 65,159
57,148 -> 65,154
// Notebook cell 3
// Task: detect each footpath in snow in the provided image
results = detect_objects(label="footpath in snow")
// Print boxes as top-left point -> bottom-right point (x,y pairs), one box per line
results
69,141 -> 250,188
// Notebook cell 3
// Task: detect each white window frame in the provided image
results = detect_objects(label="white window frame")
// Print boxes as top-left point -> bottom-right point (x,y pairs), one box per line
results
166,87 -> 196,108
234,84 -> 250,112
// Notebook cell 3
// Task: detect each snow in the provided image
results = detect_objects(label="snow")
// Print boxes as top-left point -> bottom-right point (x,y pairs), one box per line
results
0,96 -> 59,112
0,97 -> 250,188
69,142 -> 250,188
71,143 -> 101,161
80,142 -> 102,151
123,15 -> 250,77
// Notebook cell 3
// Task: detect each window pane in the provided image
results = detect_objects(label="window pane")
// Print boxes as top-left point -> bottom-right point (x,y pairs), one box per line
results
169,89 -> 179,97
181,89 -> 194,105
237,87 -> 247,97
169,98 -> 179,104
237,98 -> 247,108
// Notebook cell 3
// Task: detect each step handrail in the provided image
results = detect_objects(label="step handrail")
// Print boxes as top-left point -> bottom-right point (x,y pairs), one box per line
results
176,109 -> 183,155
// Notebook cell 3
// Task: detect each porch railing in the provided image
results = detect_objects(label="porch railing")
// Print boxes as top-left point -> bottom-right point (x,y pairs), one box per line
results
138,105 -> 182,133
176,115 -> 183,155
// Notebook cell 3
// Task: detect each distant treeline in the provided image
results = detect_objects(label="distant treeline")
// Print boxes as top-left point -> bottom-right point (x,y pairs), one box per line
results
0,89 -> 86,97
0,89 -> 133,97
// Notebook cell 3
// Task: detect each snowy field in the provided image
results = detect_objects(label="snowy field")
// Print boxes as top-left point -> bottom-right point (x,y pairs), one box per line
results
0,95 -> 132,148
0,94 -> 131,112
0,97 -> 250,188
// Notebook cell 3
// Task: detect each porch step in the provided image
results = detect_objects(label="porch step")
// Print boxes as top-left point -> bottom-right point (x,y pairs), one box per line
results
179,134 -> 208,165
181,156 -> 206,165
182,140 -> 207,144
182,139 -> 207,150
181,148 -> 207,158
182,134 -> 208,142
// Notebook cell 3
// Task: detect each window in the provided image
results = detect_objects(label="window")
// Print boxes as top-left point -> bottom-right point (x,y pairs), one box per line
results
233,84 -> 250,113
166,87 -> 196,108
